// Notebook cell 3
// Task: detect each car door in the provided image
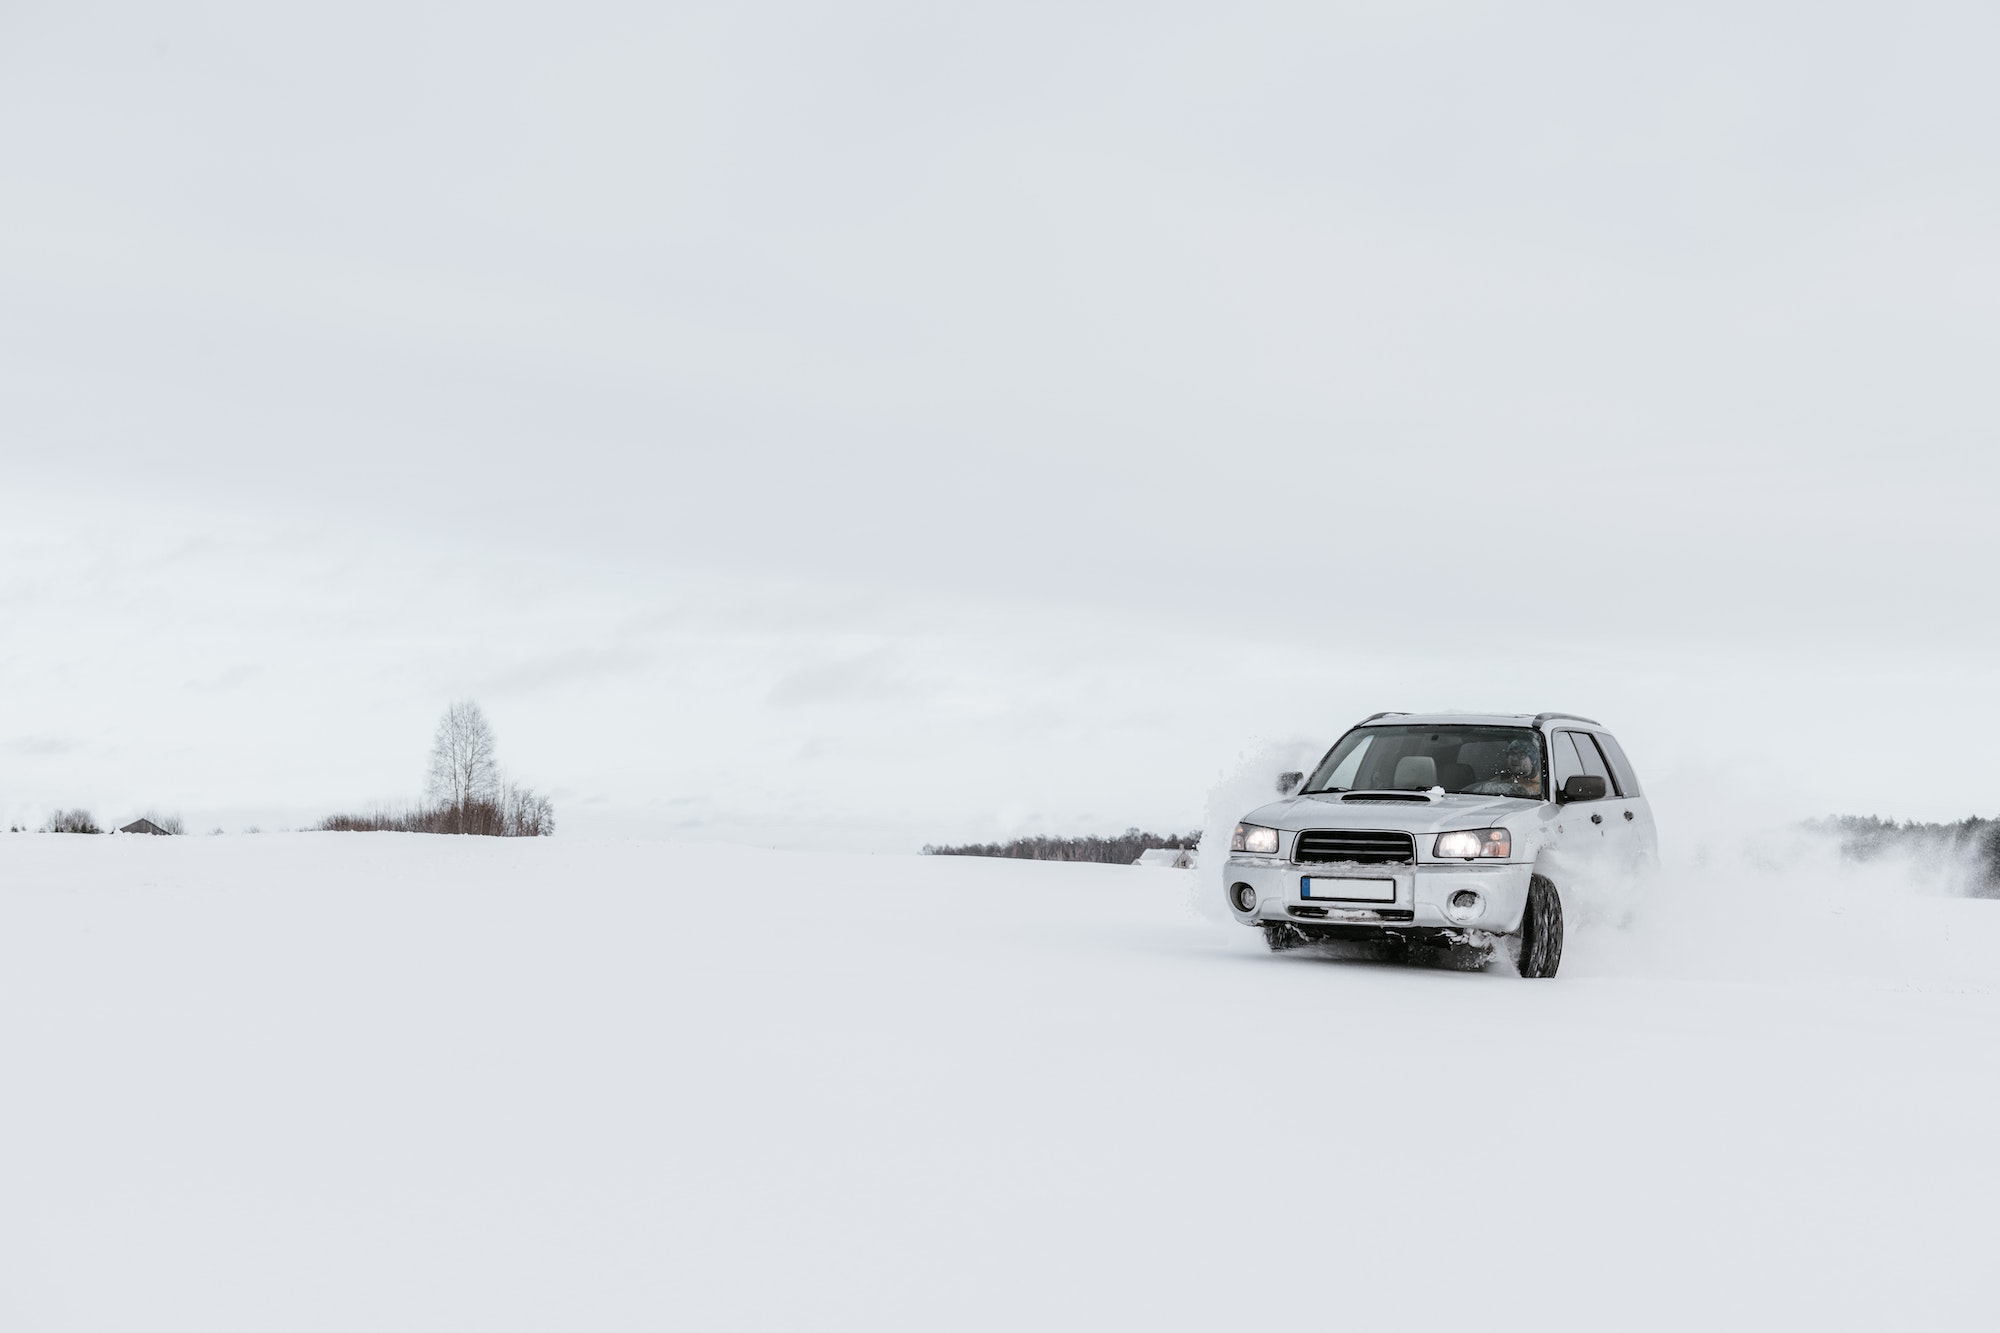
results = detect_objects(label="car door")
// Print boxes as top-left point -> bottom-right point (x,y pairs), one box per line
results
1561,730 -> 1637,870
1592,730 -> 1659,868
1544,730 -> 1601,874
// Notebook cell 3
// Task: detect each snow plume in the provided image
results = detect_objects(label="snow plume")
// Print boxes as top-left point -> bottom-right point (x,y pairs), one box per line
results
1191,736 -> 1323,923
1567,781 -> 2000,986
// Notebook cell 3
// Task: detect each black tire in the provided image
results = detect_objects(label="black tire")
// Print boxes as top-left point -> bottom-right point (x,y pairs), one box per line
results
1263,922 -> 1307,952
1516,875 -> 1564,978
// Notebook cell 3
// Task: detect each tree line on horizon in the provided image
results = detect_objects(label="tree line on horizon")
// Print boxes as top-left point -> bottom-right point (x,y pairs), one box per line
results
927,816 -> 2000,884
13,702 -> 551,839
17,809 -> 186,835
1821,814 -> 2000,894
924,827 -> 1201,864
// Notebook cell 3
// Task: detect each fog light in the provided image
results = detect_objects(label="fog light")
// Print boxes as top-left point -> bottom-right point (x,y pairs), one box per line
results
1445,889 -> 1483,924
1230,882 -> 1258,914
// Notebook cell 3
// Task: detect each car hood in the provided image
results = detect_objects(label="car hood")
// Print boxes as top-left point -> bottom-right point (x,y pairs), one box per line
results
1239,791 -> 1535,836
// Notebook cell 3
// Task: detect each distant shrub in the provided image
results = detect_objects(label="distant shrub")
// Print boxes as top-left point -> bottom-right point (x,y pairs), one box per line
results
43,809 -> 101,834
316,806 -> 420,834
318,787 -> 553,838
924,827 -> 1200,864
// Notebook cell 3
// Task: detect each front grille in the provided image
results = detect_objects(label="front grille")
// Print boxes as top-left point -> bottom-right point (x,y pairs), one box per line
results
1294,829 -> 1416,865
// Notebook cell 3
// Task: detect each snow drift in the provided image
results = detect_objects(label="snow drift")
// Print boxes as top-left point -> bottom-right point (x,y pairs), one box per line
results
1,832 -> 1995,1331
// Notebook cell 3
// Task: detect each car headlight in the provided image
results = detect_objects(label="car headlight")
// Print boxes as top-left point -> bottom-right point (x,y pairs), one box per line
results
1433,828 -> 1510,859
1231,823 -> 1280,855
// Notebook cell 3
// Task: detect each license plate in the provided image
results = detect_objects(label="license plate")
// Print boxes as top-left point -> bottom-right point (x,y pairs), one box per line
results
1301,876 -> 1396,903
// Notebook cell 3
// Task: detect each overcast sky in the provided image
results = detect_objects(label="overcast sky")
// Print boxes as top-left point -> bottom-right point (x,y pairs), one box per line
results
4,0 -> 1997,847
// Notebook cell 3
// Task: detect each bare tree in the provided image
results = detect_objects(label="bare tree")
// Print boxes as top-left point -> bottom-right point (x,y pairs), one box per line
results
500,782 -> 555,837
426,700 -> 499,831
320,701 -> 553,839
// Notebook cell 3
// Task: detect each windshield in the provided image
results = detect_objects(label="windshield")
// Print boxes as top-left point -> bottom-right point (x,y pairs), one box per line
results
1303,725 -> 1545,799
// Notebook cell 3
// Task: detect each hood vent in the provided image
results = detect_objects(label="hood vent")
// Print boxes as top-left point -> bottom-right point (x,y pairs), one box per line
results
1340,791 -> 1433,804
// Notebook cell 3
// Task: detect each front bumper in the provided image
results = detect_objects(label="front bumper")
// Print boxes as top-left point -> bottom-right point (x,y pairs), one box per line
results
1224,856 -> 1534,934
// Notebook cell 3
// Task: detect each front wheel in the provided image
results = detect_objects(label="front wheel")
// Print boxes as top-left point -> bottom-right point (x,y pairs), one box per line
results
1516,875 -> 1564,978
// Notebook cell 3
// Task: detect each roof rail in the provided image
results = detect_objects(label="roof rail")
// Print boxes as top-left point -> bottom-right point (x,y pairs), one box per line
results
1358,711 -> 1408,725
1532,712 -> 1602,728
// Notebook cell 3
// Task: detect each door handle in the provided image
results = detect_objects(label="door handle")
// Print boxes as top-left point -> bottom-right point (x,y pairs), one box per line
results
1623,810 -> 1634,821
1590,812 -> 1603,825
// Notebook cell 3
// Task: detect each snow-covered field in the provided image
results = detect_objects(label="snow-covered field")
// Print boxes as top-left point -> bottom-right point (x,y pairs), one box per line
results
2,833 -> 1996,1331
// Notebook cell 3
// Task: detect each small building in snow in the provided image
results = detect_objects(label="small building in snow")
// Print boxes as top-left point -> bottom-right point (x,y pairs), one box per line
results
1133,847 -> 1196,869
119,818 -> 170,836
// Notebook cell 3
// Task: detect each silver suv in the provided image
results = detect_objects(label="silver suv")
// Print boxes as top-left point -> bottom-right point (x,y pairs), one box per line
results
1223,712 -> 1657,978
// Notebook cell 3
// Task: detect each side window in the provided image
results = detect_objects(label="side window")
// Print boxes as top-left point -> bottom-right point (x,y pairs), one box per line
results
1550,733 -> 1585,791
1567,732 -> 1618,795
1594,732 -> 1643,798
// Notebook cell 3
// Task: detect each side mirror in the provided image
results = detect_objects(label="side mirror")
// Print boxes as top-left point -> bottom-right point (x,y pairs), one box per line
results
1277,771 -> 1304,794
1559,775 -> 1607,804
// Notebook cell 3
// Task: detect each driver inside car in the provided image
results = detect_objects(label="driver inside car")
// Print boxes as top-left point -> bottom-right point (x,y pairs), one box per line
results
1465,739 -> 1543,799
